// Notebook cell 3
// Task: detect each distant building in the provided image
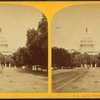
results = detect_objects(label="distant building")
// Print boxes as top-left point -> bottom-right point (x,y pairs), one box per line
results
79,27 -> 98,55
0,28 -> 11,55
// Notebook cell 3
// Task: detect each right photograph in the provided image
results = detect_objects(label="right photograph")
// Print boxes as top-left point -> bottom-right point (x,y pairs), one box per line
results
52,4 -> 100,93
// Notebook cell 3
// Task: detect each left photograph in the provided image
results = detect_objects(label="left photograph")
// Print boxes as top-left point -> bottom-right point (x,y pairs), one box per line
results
0,4 -> 48,93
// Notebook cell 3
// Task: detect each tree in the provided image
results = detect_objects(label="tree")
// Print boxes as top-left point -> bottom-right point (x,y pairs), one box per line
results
0,53 -> 5,66
83,53 -> 91,65
71,52 -> 83,67
26,28 -> 38,66
4,55 -> 12,67
96,53 -> 100,66
12,47 -> 28,67
12,15 -> 48,72
52,47 -> 71,69
26,15 -> 48,70
37,15 -> 48,69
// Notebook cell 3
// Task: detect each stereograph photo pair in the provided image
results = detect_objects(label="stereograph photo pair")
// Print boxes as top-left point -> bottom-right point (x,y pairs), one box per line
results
0,1 -> 99,99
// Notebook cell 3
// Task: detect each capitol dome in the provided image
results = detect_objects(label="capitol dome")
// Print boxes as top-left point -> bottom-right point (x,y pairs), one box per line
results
0,28 -> 11,55
0,36 -> 8,48
79,27 -> 98,55
80,37 -> 94,46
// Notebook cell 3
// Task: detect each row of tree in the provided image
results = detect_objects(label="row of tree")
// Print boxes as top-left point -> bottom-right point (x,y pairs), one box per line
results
12,15 -> 48,72
52,47 -> 100,69
0,53 -> 12,67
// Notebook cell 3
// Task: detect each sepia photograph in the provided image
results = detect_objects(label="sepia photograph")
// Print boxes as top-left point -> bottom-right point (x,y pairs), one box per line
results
0,4 -> 48,93
52,4 -> 100,93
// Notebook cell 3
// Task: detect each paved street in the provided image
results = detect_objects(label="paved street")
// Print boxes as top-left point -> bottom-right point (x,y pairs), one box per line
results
0,67 -> 47,93
53,67 -> 100,93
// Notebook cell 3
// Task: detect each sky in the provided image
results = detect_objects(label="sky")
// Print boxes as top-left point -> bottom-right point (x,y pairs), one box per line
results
0,4 -> 43,52
52,4 -> 100,51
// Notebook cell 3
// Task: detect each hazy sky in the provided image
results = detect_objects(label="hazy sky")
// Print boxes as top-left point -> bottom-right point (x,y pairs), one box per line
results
52,4 -> 100,51
0,4 -> 42,52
